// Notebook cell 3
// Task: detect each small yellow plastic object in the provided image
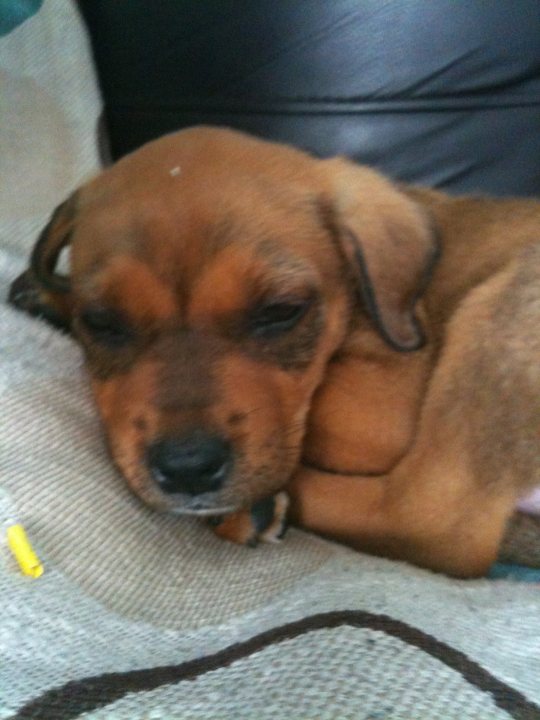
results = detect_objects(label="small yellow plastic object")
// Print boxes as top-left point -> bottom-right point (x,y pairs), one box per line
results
6,524 -> 44,578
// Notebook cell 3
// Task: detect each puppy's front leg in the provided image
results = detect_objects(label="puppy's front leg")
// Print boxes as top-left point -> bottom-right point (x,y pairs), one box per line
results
210,492 -> 290,546
287,462 -> 513,578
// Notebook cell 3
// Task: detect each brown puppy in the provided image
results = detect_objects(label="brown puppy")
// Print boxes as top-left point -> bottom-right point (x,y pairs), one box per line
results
10,127 -> 540,577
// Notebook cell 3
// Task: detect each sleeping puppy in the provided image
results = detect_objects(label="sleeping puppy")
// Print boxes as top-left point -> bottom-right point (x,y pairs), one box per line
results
9,126 -> 540,577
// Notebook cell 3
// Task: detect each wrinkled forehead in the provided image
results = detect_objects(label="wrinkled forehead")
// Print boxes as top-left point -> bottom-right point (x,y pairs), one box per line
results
69,203 -> 325,327
73,187 -> 321,266
67,130 -> 336,318
74,144 -> 325,255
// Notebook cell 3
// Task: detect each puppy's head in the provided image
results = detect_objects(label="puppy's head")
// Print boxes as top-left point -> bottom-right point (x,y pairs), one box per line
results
11,127 -> 437,515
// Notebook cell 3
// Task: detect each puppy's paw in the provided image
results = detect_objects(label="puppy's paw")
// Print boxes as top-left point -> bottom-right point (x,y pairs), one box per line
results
210,491 -> 290,547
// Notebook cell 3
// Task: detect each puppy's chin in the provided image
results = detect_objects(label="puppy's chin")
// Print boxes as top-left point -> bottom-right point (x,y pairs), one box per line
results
122,475 -> 240,516
113,449 -> 294,517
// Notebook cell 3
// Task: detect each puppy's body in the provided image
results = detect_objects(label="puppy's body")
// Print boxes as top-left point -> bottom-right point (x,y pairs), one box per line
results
10,127 -> 540,577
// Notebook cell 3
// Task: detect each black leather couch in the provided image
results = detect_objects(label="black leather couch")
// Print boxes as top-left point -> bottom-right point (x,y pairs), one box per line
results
79,1 -> 540,197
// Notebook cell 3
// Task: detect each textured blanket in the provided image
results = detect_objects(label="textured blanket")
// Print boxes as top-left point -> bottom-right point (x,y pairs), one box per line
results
1,3 -> 539,718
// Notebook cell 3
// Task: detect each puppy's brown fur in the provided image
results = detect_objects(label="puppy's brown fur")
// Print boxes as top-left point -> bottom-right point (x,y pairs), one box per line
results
11,127 -> 540,577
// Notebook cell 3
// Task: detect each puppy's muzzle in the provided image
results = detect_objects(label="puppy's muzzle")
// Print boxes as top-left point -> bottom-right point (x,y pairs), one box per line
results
147,432 -> 232,497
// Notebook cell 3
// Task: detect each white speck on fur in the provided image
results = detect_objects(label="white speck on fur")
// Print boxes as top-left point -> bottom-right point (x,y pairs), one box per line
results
169,166 -> 181,177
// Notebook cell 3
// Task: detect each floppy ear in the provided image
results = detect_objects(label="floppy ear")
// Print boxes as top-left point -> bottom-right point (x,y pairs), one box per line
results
8,193 -> 77,330
323,160 -> 439,351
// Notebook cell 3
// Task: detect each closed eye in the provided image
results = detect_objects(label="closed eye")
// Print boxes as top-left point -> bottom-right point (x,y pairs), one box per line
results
77,307 -> 134,347
248,297 -> 312,338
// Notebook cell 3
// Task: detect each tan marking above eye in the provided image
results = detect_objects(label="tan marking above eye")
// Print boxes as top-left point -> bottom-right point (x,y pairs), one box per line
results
81,255 -> 179,327
188,244 -> 319,324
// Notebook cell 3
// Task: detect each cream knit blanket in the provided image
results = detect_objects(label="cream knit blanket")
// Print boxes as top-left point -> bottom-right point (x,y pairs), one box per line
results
1,3 -> 539,718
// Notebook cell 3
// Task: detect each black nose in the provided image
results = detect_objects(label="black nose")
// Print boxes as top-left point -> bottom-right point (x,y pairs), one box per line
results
148,433 -> 232,495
